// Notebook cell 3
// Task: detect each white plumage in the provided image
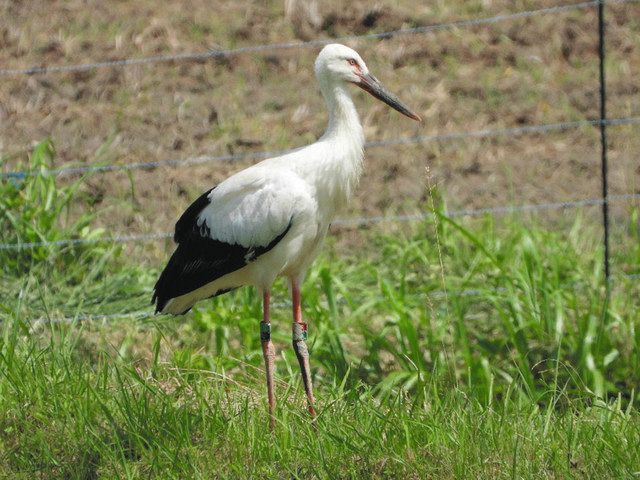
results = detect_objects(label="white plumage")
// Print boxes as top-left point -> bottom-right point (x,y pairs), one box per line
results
153,43 -> 420,425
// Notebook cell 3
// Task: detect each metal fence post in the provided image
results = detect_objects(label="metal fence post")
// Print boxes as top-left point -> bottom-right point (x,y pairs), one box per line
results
598,0 -> 611,282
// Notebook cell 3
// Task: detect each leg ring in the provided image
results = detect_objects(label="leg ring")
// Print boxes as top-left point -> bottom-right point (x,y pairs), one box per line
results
260,322 -> 271,342
292,322 -> 307,341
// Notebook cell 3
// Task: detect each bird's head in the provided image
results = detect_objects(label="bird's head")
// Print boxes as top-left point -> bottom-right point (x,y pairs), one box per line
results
315,43 -> 422,122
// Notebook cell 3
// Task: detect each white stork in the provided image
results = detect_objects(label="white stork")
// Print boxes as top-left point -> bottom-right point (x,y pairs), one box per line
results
153,43 -> 420,427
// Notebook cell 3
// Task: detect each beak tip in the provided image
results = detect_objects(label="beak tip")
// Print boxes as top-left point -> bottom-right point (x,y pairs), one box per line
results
408,112 -> 422,122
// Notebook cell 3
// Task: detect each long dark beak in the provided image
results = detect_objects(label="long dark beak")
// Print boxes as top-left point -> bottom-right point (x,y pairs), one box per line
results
355,72 -> 422,122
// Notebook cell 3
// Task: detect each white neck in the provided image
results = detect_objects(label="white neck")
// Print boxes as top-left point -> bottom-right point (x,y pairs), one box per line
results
310,78 -> 364,213
319,80 -> 364,145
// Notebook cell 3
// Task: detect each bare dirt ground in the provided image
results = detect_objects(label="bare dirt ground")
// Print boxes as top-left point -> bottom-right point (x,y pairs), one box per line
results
1,0 -> 639,253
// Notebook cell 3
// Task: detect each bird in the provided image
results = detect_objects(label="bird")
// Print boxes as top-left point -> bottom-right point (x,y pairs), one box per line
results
152,43 -> 421,428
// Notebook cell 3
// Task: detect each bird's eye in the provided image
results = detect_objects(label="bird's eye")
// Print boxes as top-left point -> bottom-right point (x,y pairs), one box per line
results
347,59 -> 358,67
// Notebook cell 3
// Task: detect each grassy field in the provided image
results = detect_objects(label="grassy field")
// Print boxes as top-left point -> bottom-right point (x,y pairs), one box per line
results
2,0 -> 640,477
1,143 -> 640,478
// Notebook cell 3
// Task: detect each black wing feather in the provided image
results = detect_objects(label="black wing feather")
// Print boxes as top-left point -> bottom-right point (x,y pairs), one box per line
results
152,187 -> 291,314
174,187 -> 215,243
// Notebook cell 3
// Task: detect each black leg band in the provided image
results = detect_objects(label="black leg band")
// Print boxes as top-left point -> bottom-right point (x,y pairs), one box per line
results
260,321 -> 271,342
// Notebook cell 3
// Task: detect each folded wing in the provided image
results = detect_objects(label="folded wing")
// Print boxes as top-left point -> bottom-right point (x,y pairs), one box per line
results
152,169 -> 311,314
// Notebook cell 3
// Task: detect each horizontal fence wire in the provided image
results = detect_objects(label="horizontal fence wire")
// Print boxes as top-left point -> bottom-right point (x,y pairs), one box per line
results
2,193 -> 639,251
332,194 -> 640,227
3,0 -> 637,78
0,232 -> 173,250
3,116 -> 640,180
21,270 -> 640,326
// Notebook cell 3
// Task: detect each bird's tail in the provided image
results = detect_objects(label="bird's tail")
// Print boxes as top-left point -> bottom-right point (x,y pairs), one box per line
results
152,245 -> 235,315
152,248 -> 185,314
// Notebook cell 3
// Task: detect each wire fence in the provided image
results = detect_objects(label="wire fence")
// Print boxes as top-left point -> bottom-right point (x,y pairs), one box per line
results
2,0 -> 639,324
3,116 -> 640,180
2,0 -> 636,78
2,193 -> 639,252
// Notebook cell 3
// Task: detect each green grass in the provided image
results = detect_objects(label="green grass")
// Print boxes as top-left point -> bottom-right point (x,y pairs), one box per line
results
1,331 -> 639,479
1,144 -> 640,478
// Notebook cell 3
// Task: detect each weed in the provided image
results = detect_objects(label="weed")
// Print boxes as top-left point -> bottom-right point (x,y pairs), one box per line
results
0,140 -> 107,277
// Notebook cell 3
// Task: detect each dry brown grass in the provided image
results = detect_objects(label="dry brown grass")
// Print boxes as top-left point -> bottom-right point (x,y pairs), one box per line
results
1,0 -> 639,252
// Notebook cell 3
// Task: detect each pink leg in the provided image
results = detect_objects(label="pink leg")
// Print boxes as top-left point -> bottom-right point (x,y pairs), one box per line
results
260,290 -> 276,430
291,281 -> 317,418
